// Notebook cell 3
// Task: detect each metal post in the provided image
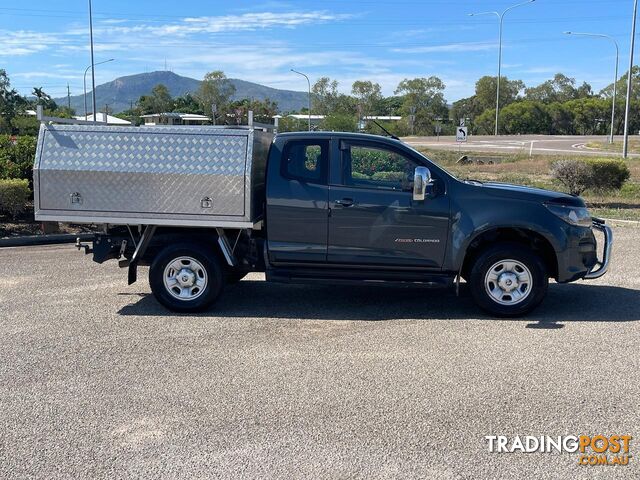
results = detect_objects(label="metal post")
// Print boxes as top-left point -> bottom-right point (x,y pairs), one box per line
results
623,0 -> 638,158
83,65 -> 90,120
469,1 -> 535,136
291,69 -> 311,131
88,0 -> 97,123
612,42 -> 620,144
83,58 -> 114,121
495,14 -> 504,136
564,32 -> 619,144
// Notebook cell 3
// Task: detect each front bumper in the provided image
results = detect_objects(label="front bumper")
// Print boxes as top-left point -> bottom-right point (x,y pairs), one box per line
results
583,218 -> 613,280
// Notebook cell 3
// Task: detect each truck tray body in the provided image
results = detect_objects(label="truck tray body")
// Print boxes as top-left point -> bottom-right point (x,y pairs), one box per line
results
34,124 -> 271,228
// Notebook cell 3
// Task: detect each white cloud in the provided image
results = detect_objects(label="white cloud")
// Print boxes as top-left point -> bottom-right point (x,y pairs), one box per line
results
80,11 -> 353,38
391,42 -> 497,54
0,30 -> 60,56
12,71 -> 80,80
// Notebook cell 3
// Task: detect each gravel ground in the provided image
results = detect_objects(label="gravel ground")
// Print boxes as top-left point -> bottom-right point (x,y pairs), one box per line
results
0,227 -> 639,479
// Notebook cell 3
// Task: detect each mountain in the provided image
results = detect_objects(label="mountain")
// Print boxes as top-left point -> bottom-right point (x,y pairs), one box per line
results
56,71 -> 309,115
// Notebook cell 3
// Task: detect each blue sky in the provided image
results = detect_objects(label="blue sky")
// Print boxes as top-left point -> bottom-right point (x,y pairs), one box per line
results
0,0 -> 637,103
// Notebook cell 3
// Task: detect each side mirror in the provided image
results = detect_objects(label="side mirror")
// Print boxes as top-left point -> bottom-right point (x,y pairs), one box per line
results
413,166 -> 432,201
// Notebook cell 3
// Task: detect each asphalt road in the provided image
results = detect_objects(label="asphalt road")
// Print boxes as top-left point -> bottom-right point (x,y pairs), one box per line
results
1,227 -> 639,479
403,134 -> 640,157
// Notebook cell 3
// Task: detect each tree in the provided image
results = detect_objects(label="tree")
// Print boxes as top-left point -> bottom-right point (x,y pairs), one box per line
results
197,71 -> 236,122
311,77 -> 340,115
249,98 -> 278,123
474,109 -> 496,135
474,76 -> 525,112
32,87 -> 58,111
394,76 -> 448,135
525,73 -> 591,103
498,101 -> 551,134
351,80 -> 383,118
228,97 -> 279,124
600,66 -> 640,102
320,114 -> 357,132
173,93 -> 204,114
563,97 -> 610,135
450,96 -> 483,129
0,70 -> 26,133
546,102 -> 575,135
378,96 -> 404,116
138,84 -> 174,114
600,66 -> 640,134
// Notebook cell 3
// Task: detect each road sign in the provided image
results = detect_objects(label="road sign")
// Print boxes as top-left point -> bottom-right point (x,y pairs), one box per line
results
459,118 -> 465,127
456,126 -> 468,143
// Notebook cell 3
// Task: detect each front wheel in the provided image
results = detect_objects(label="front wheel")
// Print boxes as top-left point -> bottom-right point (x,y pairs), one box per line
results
149,243 -> 224,313
469,243 -> 548,317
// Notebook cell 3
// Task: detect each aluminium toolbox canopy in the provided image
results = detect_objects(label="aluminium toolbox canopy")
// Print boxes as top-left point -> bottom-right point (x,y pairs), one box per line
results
33,124 -> 271,228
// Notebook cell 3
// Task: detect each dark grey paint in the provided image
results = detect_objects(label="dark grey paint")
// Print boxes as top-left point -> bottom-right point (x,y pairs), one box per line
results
262,132 -> 595,282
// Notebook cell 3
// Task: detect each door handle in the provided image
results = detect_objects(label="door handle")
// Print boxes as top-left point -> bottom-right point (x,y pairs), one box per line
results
335,198 -> 355,207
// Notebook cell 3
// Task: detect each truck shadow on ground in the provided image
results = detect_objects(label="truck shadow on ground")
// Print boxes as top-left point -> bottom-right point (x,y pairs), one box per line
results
117,280 -> 640,325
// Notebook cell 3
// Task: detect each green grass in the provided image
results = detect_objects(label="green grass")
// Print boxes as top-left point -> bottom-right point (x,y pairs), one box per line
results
585,139 -> 640,154
589,207 -> 640,222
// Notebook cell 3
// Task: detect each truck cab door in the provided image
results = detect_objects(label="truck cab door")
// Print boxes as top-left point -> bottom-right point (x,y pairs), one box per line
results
327,140 -> 449,268
266,138 -> 330,263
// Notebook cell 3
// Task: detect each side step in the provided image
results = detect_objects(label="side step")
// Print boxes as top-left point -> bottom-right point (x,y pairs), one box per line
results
266,266 -> 454,288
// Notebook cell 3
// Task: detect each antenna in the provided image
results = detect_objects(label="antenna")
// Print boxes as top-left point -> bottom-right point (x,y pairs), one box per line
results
371,120 -> 399,140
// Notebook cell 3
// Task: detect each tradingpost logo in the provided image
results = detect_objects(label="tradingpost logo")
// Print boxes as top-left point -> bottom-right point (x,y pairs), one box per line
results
485,435 -> 632,466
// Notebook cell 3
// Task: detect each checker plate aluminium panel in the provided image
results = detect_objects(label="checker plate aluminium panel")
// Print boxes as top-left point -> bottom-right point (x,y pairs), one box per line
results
34,124 -> 260,227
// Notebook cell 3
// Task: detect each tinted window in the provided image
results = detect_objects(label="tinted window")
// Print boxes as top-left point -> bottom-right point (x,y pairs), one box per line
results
343,144 -> 418,192
282,140 -> 329,184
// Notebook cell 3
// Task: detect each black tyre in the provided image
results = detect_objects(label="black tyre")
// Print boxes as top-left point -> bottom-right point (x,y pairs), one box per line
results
149,243 -> 224,313
469,243 -> 548,317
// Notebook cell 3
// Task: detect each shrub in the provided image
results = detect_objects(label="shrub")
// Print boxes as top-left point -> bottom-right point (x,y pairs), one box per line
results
550,159 -> 593,195
585,158 -> 630,193
0,178 -> 30,218
11,116 -> 40,136
0,135 -> 37,185
371,171 -> 405,182
550,158 -> 630,196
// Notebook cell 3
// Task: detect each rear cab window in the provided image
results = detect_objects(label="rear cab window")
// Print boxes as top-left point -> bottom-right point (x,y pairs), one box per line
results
281,140 -> 329,185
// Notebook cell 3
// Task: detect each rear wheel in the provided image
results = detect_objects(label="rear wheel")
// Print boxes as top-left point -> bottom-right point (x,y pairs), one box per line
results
469,243 -> 548,317
149,243 -> 224,312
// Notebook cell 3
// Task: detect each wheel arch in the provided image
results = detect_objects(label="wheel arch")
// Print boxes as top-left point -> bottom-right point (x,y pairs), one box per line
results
139,227 -> 233,268
460,227 -> 558,280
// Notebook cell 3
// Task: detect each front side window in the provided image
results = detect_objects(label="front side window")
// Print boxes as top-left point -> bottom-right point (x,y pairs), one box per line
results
343,144 -> 419,192
282,140 -> 329,184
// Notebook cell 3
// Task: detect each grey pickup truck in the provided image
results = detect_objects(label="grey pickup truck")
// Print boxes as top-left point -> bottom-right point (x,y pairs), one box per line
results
34,124 -> 612,316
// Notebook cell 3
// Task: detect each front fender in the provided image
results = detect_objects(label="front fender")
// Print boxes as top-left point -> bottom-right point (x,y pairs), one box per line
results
444,193 -> 567,273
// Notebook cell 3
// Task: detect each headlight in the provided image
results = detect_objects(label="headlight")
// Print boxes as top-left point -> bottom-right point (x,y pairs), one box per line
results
544,203 -> 592,227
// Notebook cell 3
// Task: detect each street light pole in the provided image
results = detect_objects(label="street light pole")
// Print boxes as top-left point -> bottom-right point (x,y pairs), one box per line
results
291,69 -> 311,131
84,59 -> 114,120
88,0 -> 98,123
623,0 -> 638,158
564,32 -> 619,144
469,0 -> 535,136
